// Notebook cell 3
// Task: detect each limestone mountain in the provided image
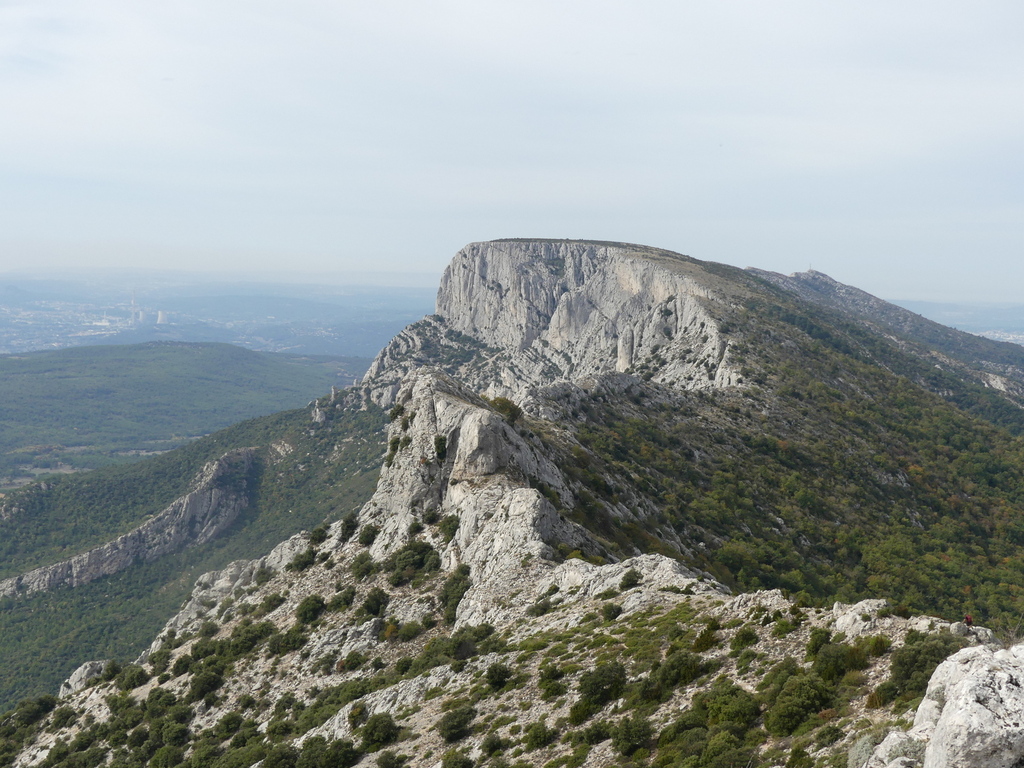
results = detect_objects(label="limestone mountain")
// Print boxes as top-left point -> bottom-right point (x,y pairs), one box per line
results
5,239 -> 1024,768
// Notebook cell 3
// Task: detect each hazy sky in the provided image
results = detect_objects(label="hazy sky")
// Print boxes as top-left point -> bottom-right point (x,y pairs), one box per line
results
1,1 -> 1022,300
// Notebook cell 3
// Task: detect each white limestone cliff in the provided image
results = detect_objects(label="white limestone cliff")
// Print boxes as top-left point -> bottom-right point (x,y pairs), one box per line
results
365,240 -> 747,406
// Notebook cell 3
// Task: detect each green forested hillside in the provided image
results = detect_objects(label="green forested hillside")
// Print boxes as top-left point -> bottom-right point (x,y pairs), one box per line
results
532,290 -> 1024,631
0,400 -> 385,708
0,342 -> 369,483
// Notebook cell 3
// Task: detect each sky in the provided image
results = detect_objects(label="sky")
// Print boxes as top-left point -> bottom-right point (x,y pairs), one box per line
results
0,1 -> 1022,301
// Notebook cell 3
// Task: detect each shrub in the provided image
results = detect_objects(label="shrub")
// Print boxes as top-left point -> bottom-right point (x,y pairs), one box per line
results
329,587 -> 356,612
396,622 -> 424,642
362,588 -> 390,618
255,592 -> 287,617
309,526 -> 329,545
438,516 -> 460,543
812,642 -> 868,683
485,662 -> 513,690
439,565 -> 471,624
527,598 -> 553,617
434,435 -> 448,461
148,649 -> 171,674
692,620 -> 721,652
150,745 -> 184,768
619,568 -> 642,590
806,627 -> 832,658
730,626 -> 759,652
115,664 -> 150,691
578,662 -> 627,706
657,650 -> 707,690
50,706 -> 78,729
490,397 -> 522,425
359,525 -> 380,547
296,595 -> 328,624
436,706 -> 476,742
882,631 -> 967,702
523,721 -> 557,750
440,750 -> 473,768
816,724 -> 844,747
375,751 -> 407,768
351,552 -> 376,580
386,541 -> 441,586
611,713 -> 653,756
582,719 -> 611,744
480,733 -> 505,755
264,744 -> 299,768
266,626 -> 308,656
188,670 -> 224,702
601,603 -> 623,622
361,713 -> 399,751
287,548 -> 317,572
297,736 -> 360,768
860,634 -> 893,657
764,673 -> 832,736
338,516 -> 359,544
757,657 -> 800,707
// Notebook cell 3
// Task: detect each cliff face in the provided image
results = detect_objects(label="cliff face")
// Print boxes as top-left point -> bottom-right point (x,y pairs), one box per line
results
366,240 -> 746,405
0,449 -> 256,599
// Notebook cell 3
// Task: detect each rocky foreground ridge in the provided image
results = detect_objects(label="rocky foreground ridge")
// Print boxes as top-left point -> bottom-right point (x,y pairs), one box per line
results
7,240 -> 1024,768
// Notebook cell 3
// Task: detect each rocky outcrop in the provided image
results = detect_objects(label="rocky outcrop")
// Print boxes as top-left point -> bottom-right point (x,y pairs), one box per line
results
366,240 -> 747,406
356,367 -> 612,627
864,644 -> 1024,768
57,661 -> 107,699
0,449 -> 256,600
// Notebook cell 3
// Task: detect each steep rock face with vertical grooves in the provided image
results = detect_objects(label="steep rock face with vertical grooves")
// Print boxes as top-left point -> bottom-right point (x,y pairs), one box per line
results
366,240 -> 747,405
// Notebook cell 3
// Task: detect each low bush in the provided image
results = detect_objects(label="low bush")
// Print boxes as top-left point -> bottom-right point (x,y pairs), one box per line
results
729,626 -> 759,652
360,713 -> 399,752
763,672 -> 832,736
358,526 -> 380,547
295,595 -> 327,625
485,663 -> 513,690
436,706 -> 475,743
439,565 -> 471,624
361,588 -> 390,618
619,569 -> 642,590
523,721 -> 557,750
578,662 -> 627,707
611,713 -> 653,756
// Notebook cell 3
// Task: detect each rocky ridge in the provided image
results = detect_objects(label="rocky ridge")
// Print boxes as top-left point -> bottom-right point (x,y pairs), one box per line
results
0,449 -> 256,600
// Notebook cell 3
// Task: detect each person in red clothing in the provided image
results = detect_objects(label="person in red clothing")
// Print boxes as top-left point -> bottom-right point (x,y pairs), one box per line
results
963,614 -> 973,626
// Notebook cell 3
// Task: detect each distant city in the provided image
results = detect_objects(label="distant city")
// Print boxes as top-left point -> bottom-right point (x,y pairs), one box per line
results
0,274 -> 437,357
